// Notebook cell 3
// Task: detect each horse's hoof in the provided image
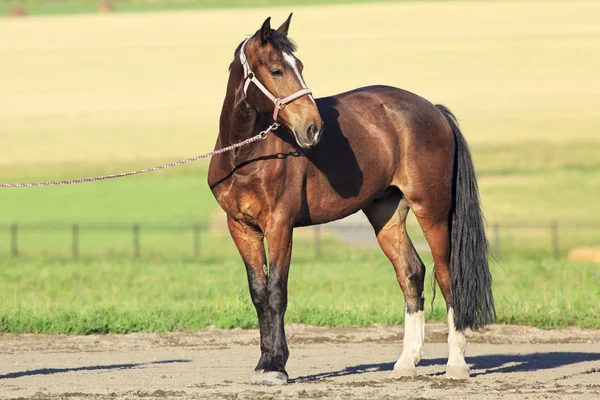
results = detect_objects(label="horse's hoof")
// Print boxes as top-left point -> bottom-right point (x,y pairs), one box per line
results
390,366 -> 417,378
250,370 -> 264,383
251,370 -> 288,385
446,364 -> 470,380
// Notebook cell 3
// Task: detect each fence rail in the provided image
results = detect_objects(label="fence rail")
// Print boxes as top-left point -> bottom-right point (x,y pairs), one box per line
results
5,222 -> 206,258
3,221 -> 600,259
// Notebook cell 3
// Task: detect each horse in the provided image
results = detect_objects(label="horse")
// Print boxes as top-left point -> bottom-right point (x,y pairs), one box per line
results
208,14 -> 495,384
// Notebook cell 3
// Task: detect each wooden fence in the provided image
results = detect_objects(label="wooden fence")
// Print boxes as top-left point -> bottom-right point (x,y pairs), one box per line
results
4,221 -> 600,259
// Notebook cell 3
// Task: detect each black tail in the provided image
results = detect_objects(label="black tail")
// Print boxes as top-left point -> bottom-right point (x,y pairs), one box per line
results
436,104 -> 495,331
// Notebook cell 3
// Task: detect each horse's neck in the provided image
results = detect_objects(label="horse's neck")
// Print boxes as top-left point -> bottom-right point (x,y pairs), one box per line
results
219,63 -> 262,138
219,100 -> 259,148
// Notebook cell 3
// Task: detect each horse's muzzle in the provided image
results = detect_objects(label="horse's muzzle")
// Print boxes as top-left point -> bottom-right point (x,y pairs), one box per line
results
295,123 -> 323,149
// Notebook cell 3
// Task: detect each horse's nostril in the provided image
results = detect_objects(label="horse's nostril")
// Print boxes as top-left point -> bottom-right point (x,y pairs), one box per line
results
307,124 -> 318,141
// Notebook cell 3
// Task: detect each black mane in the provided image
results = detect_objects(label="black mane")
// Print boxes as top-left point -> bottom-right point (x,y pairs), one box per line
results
229,30 -> 297,71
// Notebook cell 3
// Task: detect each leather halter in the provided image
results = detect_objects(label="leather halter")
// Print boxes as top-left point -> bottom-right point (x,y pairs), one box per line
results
239,38 -> 313,122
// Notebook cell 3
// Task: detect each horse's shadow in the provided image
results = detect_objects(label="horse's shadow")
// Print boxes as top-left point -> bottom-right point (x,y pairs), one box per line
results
0,359 -> 190,380
291,352 -> 600,382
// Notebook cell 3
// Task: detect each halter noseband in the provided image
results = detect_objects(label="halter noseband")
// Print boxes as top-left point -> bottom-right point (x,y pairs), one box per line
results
239,38 -> 313,122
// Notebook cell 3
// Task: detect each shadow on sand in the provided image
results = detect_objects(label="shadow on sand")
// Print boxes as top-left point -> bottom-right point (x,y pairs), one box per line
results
292,352 -> 600,382
0,359 -> 191,380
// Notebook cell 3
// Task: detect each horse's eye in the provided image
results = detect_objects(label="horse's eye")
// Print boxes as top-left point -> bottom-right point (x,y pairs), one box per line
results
270,69 -> 283,77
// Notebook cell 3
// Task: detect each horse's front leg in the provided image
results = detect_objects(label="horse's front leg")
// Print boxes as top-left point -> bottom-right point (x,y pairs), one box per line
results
259,223 -> 294,385
226,217 -> 273,377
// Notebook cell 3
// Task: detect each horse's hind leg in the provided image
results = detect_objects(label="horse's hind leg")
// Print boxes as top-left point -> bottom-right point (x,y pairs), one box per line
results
412,206 -> 470,380
363,189 -> 426,377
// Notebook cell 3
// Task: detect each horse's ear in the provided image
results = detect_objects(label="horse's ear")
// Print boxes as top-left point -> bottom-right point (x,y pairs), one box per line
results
260,17 -> 272,44
277,13 -> 293,37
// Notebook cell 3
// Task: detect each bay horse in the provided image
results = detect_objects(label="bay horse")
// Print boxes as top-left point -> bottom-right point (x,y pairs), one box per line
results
208,14 -> 495,384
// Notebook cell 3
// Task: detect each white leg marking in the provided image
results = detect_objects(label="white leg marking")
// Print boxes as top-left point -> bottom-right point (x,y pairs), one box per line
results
392,309 -> 424,376
283,52 -> 317,106
446,307 -> 470,379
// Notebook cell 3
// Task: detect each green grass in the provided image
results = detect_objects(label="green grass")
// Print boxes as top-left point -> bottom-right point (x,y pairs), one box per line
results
1,167 -> 596,259
0,165 -> 211,226
1,250 -> 598,334
1,1 -> 599,333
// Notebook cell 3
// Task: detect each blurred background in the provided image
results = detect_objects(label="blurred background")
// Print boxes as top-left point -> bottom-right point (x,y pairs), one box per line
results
0,0 -> 599,333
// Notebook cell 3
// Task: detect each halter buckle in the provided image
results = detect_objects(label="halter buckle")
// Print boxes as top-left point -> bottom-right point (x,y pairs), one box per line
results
274,98 -> 286,110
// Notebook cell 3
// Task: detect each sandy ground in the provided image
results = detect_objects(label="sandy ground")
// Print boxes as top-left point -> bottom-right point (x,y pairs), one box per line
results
1,324 -> 600,399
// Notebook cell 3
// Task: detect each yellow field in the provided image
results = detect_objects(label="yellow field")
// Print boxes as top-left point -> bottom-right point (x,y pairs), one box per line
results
0,1 -> 599,223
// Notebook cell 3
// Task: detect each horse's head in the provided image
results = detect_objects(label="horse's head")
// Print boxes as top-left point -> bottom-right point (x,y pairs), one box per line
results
234,14 -> 323,149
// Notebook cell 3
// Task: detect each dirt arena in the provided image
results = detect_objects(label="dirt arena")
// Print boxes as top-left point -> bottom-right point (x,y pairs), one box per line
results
1,324 -> 600,399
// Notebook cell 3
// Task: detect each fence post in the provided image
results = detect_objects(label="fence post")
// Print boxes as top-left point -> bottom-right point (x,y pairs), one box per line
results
72,224 -> 79,259
551,221 -> 559,259
492,223 -> 500,253
10,224 -> 18,257
314,225 -> 321,259
193,223 -> 200,258
133,223 -> 140,258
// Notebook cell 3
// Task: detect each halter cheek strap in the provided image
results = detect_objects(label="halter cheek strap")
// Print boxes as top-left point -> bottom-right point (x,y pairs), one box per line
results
239,38 -> 313,122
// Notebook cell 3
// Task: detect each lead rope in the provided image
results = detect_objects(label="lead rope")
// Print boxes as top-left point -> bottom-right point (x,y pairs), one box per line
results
0,123 -> 279,188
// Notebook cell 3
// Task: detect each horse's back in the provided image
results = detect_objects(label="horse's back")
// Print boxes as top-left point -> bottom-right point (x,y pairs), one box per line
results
319,85 -> 452,143
307,86 -> 453,215
317,85 -> 454,173
297,86 -> 454,225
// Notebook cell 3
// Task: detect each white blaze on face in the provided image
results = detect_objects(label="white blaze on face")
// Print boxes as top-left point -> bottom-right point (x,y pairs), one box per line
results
283,52 -> 316,105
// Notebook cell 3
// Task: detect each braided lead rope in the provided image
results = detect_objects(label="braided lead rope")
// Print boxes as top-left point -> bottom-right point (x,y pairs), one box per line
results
0,123 -> 278,188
